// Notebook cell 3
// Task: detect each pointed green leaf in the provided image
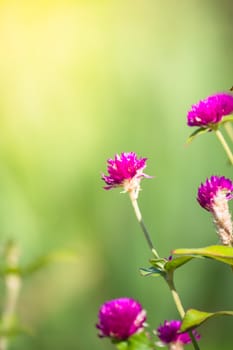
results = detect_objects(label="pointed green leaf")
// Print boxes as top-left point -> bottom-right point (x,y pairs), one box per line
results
115,332 -> 155,350
221,114 -> 233,124
115,340 -> 128,350
0,251 -> 79,277
139,266 -> 164,277
150,258 -> 166,270
0,324 -> 34,337
164,256 -> 194,271
127,332 -> 155,350
186,127 -> 210,144
23,250 -> 79,275
0,266 -> 22,277
0,317 -> 33,337
173,245 -> 233,266
181,308 -> 233,332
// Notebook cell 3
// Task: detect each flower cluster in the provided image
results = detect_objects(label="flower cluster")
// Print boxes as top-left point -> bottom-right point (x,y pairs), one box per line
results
96,298 -> 146,341
96,298 -> 201,349
98,89 -> 233,350
187,92 -> 233,127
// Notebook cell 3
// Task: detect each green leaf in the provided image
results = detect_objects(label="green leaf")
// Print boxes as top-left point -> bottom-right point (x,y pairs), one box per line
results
149,258 -> 166,270
115,332 -> 155,350
186,127 -> 210,144
23,250 -> 79,275
0,317 -> 33,337
141,256 -> 195,276
221,114 -> 233,124
0,266 -> 22,276
0,324 -> 33,337
0,250 -> 79,277
115,340 -> 128,350
164,256 -> 194,271
181,308 -> 233,332
139,266 -> 164,277
173,245 -> 233,266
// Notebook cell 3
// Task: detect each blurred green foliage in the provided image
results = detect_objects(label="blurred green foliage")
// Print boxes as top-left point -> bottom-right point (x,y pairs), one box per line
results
0,0 -> 232,349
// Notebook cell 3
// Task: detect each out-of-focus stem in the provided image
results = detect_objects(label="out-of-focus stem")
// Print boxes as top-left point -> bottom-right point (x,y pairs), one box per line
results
224,122 -> 233,143
0,242 -> 21,350
129,191 -> 159,258
215,129 -> 233,165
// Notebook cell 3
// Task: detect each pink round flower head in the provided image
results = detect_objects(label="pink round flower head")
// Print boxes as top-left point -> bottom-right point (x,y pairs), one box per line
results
156,320 -> 200,346
187,93 -> 233,127
96,297 -> 146,341
197,176 -> 233,212
197,176 -> 233,246
102,152 -> 150,197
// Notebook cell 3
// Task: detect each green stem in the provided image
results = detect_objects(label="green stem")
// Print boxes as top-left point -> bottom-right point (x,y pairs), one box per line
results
165,272 -> 185,318
129,191 -> 159,258
215,129 -> 233,165
224,122 -> 233,143
165,272 -> 200,350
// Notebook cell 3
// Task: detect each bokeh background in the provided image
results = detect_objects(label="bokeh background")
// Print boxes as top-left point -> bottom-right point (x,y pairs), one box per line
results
0,0 -> 232,349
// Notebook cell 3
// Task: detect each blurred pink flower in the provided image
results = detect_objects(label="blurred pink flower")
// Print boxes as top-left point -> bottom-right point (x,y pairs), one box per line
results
96,297 -> 146,341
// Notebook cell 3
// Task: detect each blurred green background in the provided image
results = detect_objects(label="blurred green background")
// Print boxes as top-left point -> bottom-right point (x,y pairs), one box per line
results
0,0 -> 232,349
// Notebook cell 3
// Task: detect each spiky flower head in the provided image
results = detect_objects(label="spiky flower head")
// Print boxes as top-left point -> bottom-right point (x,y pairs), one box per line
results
197,176 -> 233,212
96,298 -> 146,341
156,320 -> 200,347
187,93 -> 233,127
102,152 -> 150,198
197,176 -> 233,246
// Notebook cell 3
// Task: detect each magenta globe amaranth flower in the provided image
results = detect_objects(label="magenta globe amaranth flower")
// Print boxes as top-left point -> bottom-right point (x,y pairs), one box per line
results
187,93 -> 233,127
197,176 -> 233,212
96,297 -> 146,341
102,152 -> 150,198
156,320 -> 200,348
197,176 -> 233,246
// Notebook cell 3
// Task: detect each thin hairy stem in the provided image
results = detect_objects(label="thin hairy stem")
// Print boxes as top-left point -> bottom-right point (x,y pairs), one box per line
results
224,122 -> 233,143
166,272 -> 200,350
166,272 -> 185,318
129,191 -> 159,258
215,129 -> 233,165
